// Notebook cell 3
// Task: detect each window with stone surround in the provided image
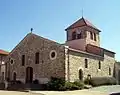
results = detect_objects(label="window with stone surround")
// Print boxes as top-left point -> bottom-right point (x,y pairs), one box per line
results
50,50 -> 57,60
98,61 -> 101,69
35,52 -> 39,64
85,59 -> 88,68
22,55 -> 25,66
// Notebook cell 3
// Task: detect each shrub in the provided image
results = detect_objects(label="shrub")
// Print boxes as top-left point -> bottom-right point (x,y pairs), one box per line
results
16,80 -> 22,84
64,82 -> 79,90
73,81 -> 84,89
46,77 -> 65,90
33,79 -> 39,84
84,78 -> 90,85
46,77 -> 85,91
10,80 -> 22,85
89,77 -> 117,87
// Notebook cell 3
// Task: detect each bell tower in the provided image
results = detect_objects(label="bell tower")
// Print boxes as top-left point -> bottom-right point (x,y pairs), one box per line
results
65,17 -> 101,51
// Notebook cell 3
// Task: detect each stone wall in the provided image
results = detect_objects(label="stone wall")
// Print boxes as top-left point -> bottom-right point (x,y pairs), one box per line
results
114,62 -> 120,84
65,48 -> 115,82
6,33 -> 65,84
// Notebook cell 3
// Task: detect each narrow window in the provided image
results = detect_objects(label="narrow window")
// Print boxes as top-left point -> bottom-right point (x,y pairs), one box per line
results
94,33 -> 96,41
72,31 -> 76,40
79,69 -> 83,80
35,52 -> 39,64
22,55 -> 25,66
98,61 -> 101,69
109,67 -> 111,75
10,59 -> 14,64
85,59 -> 88,68
90,31 -> 93,40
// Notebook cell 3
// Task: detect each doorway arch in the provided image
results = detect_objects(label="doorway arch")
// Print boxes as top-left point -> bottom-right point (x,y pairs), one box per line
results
13,72 -> 16,81
79,69 -> 83,80
26,67 -> 33,83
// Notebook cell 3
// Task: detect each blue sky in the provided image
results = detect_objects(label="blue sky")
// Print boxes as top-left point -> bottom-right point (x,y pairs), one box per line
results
0,0 -> 120,61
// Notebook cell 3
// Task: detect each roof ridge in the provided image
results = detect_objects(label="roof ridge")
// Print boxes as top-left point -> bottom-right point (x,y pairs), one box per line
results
82,17 -> 87,26
65,17 -> 101,32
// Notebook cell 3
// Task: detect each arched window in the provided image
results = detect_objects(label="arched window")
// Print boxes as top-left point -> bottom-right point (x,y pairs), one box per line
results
109,67 -> 111,75
72,31 -> 76,40
85,59 -> 88,68
90,31 -> 93,40
98,61 -> 101,69
13,72 -> 16,81
35,52 -> 39,64
79,69 -> 83,80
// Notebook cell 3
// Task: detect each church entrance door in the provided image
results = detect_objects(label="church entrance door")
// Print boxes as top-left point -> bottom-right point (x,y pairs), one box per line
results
26,67 -> 33,83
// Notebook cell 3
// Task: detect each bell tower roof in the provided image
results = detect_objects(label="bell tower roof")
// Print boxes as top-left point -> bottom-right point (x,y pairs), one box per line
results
65,17 -> 101,32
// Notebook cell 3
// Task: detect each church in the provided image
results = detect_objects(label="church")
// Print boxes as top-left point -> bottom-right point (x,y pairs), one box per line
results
5,17 -> 115,84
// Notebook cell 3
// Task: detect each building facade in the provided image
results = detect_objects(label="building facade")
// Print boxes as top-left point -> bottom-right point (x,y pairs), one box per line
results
65,17 -> 115,82
5,17 -> 116,84
0,49 -> 9,82
5,34 -> 65,83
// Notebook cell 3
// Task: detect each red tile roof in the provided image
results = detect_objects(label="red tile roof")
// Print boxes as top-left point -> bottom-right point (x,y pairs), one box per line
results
86,44 -> 115,55
65,17 -> 101,32
0,49 -> 9,55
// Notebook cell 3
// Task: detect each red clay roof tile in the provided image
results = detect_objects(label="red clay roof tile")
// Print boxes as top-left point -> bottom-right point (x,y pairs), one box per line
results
0,49 -> 9,55
65,17 -> 101,32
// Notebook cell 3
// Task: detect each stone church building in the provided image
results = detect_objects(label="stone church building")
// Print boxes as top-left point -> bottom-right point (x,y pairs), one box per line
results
5,17 -> 115,84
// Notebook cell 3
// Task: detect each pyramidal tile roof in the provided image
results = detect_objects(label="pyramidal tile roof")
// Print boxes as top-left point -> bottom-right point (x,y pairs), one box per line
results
0,49 -> 9,55
65,17 -> 101,32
